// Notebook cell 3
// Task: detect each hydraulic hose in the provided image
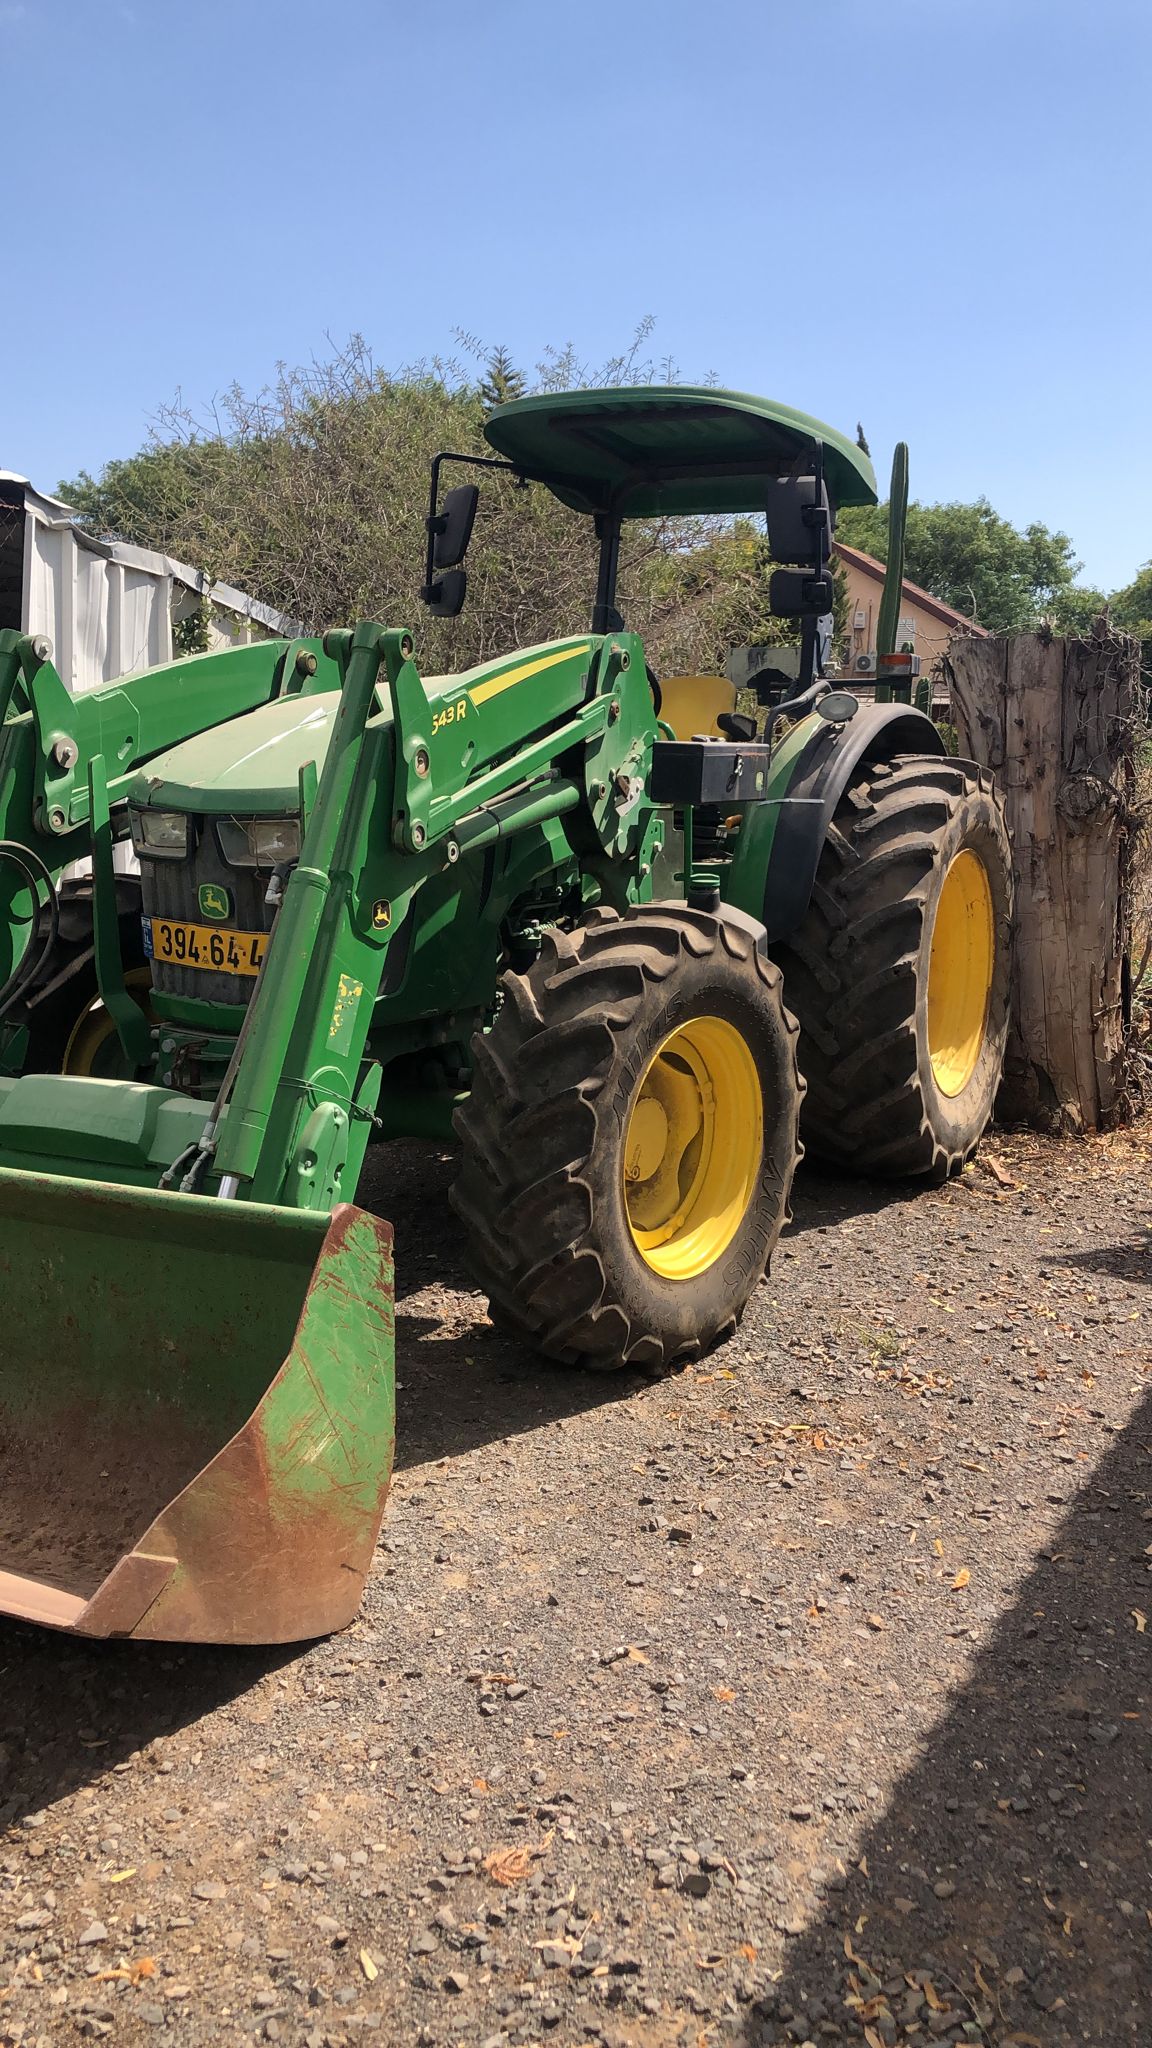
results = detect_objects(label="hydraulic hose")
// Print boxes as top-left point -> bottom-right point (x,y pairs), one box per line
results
0,841 -> 58,1019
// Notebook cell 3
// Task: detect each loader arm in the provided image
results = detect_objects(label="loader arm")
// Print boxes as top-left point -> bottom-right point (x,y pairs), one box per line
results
0,629 -> 342,1018
209,623 -> 654,1209
0,618 -> 655,1642
0,629 -> 341,854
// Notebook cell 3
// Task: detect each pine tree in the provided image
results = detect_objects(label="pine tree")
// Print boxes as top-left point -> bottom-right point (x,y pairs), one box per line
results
479,347 -> 527,414
856,422 -> 871,457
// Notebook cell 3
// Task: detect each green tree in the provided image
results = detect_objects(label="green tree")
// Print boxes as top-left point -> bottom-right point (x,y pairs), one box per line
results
836,495 -> 1086,633
1113,562 -> 1152,639
1112,562 -> 1152,678
477,346 -> 526,414
61,337 -> 786,680
1048,583 -> 1109,634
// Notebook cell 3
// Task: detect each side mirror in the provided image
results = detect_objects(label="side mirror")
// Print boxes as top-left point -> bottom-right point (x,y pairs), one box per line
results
423,568 -> 468,618
764,477 -> 832,569
430,483 -> 479,570
769,568 -> 834,618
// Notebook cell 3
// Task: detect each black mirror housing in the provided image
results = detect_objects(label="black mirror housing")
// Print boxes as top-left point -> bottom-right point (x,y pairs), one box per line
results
764,477 -> 833,569
769,568 -> 834,618
430,484 -> 479,571
422,567 -> 468,618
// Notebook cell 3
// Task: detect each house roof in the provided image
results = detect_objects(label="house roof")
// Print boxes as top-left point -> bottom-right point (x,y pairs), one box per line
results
833,540 -> 988,636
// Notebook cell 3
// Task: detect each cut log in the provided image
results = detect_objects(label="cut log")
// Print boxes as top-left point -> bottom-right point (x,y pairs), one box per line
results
945,625 -> 1138,1132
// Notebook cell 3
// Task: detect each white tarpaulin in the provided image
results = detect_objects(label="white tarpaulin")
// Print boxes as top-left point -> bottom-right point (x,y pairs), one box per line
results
3,472 -> 298,694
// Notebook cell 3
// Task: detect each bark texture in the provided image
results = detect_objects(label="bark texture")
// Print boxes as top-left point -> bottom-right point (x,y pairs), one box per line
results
946,626 -> 1139,1131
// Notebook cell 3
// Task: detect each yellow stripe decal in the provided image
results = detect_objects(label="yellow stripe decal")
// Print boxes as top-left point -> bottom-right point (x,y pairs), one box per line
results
469,642 -> 591,707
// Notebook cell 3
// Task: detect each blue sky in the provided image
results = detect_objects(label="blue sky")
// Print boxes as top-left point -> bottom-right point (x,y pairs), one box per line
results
2,0 -> 1148,591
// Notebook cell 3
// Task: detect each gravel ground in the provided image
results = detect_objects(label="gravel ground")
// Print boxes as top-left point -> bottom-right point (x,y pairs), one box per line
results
1,1126 -> 1150,2048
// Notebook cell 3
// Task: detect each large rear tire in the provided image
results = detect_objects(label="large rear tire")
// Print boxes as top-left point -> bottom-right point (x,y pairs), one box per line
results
773,755 -> 1012,1179
452,904 -> 803,1371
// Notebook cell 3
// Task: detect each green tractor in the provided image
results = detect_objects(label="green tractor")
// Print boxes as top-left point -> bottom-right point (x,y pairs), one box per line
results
0,387 -> 1012,1643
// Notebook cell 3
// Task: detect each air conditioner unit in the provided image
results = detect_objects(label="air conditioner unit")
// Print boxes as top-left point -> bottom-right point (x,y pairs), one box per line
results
854,652 -> 877,676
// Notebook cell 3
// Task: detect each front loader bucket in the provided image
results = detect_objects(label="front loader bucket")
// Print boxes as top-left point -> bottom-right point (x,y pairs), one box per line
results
0,1170 -> 394,1644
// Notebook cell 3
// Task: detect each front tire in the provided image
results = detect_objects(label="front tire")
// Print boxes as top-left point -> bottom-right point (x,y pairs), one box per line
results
773,756 -> 1012,1179
452,904 -> 803,1371
19,880 -> 147,1076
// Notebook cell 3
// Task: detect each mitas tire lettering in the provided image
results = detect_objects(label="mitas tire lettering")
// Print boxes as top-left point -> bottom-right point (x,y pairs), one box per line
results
451,904 -> 804,1373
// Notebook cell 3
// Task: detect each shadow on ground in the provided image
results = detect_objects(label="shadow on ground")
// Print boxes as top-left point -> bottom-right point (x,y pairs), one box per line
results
364,1137 -> 925,1300
0,1626 -> 293,1825
747,1391 -> 1152,2048
374,1138 -> 924,1473
1058,1237 -> 1151,1286
392,1304 -> 649,1473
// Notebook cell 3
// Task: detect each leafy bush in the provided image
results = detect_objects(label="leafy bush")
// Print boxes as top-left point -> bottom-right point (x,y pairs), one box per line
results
63,336 -> 794,679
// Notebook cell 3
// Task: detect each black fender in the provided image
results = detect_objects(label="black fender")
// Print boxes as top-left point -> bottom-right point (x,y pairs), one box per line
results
735,701 -> 945,945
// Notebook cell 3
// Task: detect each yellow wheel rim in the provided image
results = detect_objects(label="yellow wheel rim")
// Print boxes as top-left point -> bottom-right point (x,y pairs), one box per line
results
926,848 -> 995,1097
623,1014 -> 762,1280
62,967 -> 154,1077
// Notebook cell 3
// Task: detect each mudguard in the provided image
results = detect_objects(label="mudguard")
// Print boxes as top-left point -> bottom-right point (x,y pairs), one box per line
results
723,701 -> 945,944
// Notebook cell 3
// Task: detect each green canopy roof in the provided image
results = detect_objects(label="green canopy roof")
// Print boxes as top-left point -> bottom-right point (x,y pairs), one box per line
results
482,385 -> 877,519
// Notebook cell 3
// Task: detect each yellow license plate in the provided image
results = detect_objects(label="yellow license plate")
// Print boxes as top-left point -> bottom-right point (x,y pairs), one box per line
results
146,917 -> 267,977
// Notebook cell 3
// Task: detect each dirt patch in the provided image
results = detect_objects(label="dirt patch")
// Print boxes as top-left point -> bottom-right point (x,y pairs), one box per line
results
0,1127 -> 1148,2046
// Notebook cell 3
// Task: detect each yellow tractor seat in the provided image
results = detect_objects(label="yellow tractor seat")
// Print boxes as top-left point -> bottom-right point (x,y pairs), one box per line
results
658,673 -> 738,740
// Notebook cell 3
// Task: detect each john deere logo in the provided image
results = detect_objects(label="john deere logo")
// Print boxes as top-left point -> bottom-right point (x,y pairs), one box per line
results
198,882 -> 231,922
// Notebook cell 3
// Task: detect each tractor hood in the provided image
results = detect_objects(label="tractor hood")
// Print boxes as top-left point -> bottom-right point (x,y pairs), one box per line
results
126,639 -> 593,816
129,691 -> 359,815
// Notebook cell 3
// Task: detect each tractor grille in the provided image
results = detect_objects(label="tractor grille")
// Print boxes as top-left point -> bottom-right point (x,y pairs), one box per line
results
140,820 -> 273,1008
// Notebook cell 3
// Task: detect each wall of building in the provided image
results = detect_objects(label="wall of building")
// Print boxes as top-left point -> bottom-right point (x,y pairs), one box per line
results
837,555 -> 966,670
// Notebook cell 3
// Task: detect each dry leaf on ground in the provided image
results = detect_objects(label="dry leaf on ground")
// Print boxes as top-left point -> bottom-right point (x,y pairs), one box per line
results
483,1831 -> 554,1886
980,1153 -> 1017,1188
96,1960 -> 155,1987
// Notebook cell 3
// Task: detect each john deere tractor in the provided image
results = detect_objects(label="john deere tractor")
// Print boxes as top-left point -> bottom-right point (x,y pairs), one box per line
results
0,387 -> 1011,1643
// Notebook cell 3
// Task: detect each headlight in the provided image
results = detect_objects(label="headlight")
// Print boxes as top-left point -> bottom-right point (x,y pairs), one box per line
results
217,817 -> 301,869
130,809 -> 191,859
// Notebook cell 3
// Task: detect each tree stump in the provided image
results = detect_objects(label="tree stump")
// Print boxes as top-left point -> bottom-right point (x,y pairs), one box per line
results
945,625 -> 1139,1132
